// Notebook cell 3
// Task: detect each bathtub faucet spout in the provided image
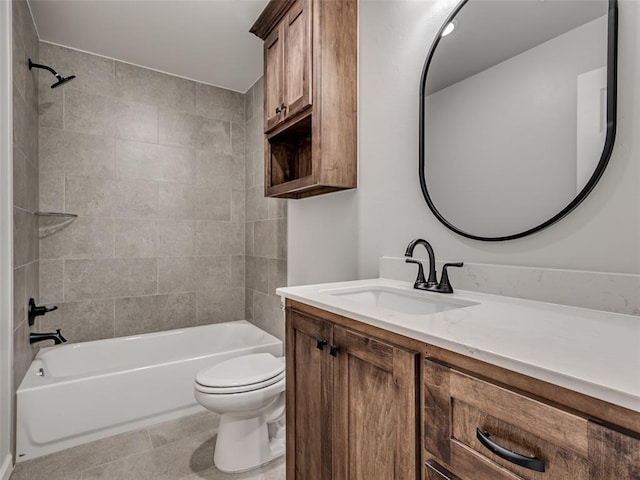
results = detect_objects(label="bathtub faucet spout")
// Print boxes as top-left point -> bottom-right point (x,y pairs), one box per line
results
30,329 -> 67,345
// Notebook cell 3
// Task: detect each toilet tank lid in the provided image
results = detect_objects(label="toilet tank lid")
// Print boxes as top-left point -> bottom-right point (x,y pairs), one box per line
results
196,353 -> 285,388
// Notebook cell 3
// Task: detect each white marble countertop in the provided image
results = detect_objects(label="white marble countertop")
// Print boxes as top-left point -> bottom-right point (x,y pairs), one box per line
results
277,278 -> 640,413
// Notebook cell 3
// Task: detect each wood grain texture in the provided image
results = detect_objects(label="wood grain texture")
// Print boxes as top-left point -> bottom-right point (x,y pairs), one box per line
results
283,0 -> 312,119
450,369 -> 589,456
588,422 -> 640,479
333,325 -> 420,480
255,0 -> 357,198
287,311 -> 333,480
427,345 -> 640,434
264,25 -> 284,132
250,0 -> 296,40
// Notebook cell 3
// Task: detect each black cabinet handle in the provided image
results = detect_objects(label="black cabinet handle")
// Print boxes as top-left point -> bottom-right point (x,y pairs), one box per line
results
316,339 -> 327,350
275,103 -> 287,114
329,345 -> 339,357
476,428 -> 545,473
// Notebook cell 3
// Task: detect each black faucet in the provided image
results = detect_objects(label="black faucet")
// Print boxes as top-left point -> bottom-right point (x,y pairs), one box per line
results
404,238 -> 463,293
30,329 -> 67,345
28,298 -> 58,326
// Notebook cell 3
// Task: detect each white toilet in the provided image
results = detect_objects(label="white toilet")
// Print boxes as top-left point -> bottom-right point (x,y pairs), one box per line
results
194,352 -> 286,473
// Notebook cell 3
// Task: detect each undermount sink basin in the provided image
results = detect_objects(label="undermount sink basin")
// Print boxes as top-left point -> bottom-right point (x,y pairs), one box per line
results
321,285 -> 477,315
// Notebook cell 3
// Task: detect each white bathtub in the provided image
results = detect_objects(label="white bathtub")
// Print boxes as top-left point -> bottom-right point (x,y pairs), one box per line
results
15,320 -> 282,461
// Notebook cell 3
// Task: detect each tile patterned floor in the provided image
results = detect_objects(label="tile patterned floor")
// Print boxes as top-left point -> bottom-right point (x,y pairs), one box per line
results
11,411 -> 285,480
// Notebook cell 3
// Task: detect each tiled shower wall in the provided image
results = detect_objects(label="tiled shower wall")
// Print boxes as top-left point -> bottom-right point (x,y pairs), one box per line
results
245,79 -> 287,340
37,43 -> 287,343
38,43 -> 248,341
12,0 -> 40,393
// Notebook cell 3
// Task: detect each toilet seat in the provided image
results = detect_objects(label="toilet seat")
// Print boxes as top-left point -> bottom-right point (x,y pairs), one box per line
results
195,353 -> 285,394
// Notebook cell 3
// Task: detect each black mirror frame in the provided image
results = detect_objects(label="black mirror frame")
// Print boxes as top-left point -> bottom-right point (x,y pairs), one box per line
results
418,0 -> 618,241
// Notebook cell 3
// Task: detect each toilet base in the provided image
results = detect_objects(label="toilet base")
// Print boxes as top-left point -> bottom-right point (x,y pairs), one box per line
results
213,414 -> 285,473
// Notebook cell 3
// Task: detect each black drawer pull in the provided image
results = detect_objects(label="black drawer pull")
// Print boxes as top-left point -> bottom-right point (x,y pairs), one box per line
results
316,339 -> 327,350
329,344 -> 339,357
476,428 -> 545,473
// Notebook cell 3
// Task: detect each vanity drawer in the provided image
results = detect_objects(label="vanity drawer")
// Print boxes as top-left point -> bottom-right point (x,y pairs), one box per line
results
424,359 -> 589,480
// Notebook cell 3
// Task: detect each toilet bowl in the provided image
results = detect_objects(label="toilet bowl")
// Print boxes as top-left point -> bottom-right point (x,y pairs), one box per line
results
194,353 -> 286,473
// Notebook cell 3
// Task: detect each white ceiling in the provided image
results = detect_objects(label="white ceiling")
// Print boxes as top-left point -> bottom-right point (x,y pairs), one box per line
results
426,0 -> 608,94
28,0 -> 269,93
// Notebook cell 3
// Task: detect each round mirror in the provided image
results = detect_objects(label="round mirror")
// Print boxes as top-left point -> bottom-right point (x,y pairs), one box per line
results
419,0 -> 618,241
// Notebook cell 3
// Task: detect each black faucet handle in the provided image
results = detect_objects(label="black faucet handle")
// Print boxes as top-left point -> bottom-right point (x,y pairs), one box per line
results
405,258 -> 428,288
55,329 -> 67,344
438,262 -> 464,294
28,298 -> 58,326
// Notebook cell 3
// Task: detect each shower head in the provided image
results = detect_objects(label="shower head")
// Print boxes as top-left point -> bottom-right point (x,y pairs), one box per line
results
28,59 -> 76,89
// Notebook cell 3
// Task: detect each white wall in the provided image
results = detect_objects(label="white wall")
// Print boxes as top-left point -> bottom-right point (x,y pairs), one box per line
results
0,0 -> 14,477
289,0 -> 640,293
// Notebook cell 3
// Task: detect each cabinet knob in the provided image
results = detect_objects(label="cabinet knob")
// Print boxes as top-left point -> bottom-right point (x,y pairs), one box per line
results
316,339 -> 327,350
329,344 -> 339,357
275,103 -> 287,114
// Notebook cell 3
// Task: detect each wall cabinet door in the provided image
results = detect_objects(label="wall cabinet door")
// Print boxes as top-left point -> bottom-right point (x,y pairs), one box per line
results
286,309 -> 420,479
263,0 -> 311,133
264,24 -> 284,132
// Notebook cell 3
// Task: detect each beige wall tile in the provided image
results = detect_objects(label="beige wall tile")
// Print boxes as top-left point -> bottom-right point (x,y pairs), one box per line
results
26,259 -> 40,308
43,299 -> 115,343
38,74 -> 63,128
115,62 -> 196,113
246,186 -> 268,222
159,110 -> 231,153
231,122 -> 245,158
39,170 -> 64,212
64,176 -> 112,217
196,288 -> 244,324
245,223 -> 254,256
112,178 -> 159,218
40,217 -> 114,259
40,127 -> 115,177
158,220 -> 195,256
253,219 -> 286,259
196,83 -> 244,123
196,150 -> 244,189
195,256 -> 231,293
158,182 -> 195,219
64,258 -> 157,301
13,207 -> 37,267
65,90 -> 158,143
195,222 -> 221,256
13,320 -> 38,392
268,258 -> 288,295
116,139 -> 196,183
157,257 -> 197,294
114,293 -> 196,336
13,146 -> 26,209
14,266 -> 27,329
220,222 -> 244,255
25,159 -> 38,212
231,188 -> 245,223
268,198 -> 287,219
231,255 -> 245,289
40,260 -> 63,304
252,291 -> 284,340
115,218 -> 158,258
195,185 -> 231,221
246,256 -> 269,294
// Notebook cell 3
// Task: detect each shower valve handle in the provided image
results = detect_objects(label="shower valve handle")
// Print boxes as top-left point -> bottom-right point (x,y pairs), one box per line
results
28,298 -> 58,326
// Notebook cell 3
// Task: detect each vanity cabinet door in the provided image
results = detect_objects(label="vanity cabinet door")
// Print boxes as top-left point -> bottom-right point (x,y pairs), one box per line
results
286,310 -> 333,480
424,359 -> 590,480
264,24 -> 284,132
333,326 -> 420,480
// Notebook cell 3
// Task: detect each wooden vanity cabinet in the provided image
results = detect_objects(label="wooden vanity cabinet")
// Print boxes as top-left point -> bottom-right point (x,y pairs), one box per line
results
285,302 -> 422,479
423,357 -> 640,480
251,0 -> 357,199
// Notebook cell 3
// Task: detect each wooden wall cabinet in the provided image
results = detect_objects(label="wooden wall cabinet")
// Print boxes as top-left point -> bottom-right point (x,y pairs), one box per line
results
251,0 -> 357,199
285,304 -> 421,479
